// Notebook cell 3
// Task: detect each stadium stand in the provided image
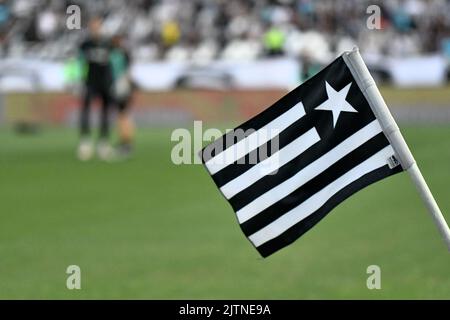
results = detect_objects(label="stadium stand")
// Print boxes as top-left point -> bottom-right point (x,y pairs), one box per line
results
0,0 -> 449,63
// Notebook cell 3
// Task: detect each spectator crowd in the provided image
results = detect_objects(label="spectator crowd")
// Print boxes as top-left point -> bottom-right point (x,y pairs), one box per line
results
0,0 -> 449,62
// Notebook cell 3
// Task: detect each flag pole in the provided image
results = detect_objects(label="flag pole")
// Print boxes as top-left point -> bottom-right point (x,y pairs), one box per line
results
343,47 -> 450,251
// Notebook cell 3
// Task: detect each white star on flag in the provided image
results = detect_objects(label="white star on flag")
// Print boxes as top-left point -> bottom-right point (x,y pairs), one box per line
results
315,81 -> 358,127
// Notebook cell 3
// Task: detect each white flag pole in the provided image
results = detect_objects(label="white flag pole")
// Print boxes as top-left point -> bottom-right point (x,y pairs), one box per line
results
343,47 -> 450,251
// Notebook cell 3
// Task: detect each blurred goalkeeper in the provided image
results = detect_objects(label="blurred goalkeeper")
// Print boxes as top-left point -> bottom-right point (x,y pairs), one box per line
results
77,16 -> 114,161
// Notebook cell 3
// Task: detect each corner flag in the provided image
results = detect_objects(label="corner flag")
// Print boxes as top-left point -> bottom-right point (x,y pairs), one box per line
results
201,48 -> 450,257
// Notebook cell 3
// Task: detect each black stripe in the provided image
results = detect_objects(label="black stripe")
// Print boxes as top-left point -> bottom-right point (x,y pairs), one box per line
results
228,121 -> 380,212
201,55 -> 354,163
240,132 -> 390,236
256,164 -> 403,258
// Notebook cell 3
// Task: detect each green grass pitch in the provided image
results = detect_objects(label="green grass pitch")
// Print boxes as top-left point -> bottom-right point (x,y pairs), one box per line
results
0,125 -> 449,299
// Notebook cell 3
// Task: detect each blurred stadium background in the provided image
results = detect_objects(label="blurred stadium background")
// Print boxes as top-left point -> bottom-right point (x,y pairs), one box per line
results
0,0 -> 449,299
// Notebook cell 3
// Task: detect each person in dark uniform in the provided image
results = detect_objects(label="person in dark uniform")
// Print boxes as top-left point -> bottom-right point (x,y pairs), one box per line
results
110,33 -> 135,157
77,16 -> 114,161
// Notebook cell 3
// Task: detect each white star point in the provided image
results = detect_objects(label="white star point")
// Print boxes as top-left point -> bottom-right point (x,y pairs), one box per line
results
315,81 -> 357,127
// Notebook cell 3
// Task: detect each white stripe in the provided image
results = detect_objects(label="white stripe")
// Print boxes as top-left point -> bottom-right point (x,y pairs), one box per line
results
249,145 -> 395,247
236,120 -> 383,223
220,128 -> 321,199
205,102 -> 306,175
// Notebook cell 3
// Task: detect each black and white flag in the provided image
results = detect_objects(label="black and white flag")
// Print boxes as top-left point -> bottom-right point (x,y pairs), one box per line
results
201,54 -> 404,257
